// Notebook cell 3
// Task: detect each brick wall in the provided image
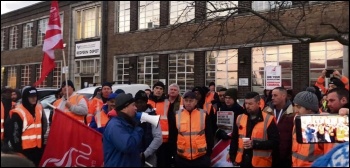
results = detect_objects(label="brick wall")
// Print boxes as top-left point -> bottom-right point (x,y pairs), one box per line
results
237,47 -> 252,98
129,57 -> 137,84
160,2 -> 170,27
130,1 -> 139,31
238,1 -> 252,14
195,1 -> 207,23
292,43 -> 310,94
158,54 -> 169,92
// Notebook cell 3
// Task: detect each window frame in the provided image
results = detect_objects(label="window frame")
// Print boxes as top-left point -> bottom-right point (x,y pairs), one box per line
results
75,6 -> 101,40
9,26 -> 18,50
116,1 -> 131,33
169,1 -> 195,25
22,22 -> 33,48
137,55 -> 159,88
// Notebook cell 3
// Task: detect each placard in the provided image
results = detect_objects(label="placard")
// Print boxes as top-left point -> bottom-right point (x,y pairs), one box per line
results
217,111 -> 234,134
265,66 -> 282,90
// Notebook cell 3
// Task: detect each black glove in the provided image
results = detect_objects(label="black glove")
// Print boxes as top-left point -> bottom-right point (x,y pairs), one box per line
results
216,129 -> 230,140
140,152 -> 145,166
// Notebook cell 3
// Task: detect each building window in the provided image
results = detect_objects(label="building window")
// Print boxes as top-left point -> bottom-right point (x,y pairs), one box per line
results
114,58 -> 130,84
170,1 -> 195,24
53,62 -> 62,88
74,59 -> 100,89
309,41 -> 344,85
76,6 -> 101,40
252,1 -> 292,11
21,65 -> 31,88
116,1 -> 130,33
1,29 -> 5,51
137,56 -> 159,88
9,26 -> 18,50
169,53 -> 194,94
81,60 -> 95,74
139,1 -> 160,29
37,18 -> 49,45
251,45 -> 293,94
207,1 -> 238,19
36,64 -> 47,88
206,49 -> 238,90
23,22 -> 33,48
7,67 -> 17,89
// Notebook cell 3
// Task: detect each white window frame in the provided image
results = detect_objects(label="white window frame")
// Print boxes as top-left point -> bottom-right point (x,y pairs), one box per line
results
9,26 -> 18,50
137,55 -> 159,88
251,45 -> 293,94
168,53 -> 194,94
252,1 -> 292,11
7,66 -> 17,89
139,1 -> 160,29
205,49 -> 239,89
75,6 -> 101,40
309,41 -> 344,86
114,57 -> 130,84
36,64 -> 47,88
53,61 -> 62,88
1,29 -> 5,51
21,65 -> 31,88
170,1 -> 195,25
23,22 -> 33,48
207,1 -> 238,19
37,15 -> 63,46
116,1 -> 130,33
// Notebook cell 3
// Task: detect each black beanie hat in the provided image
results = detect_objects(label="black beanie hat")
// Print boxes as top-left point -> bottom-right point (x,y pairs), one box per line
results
61,80 -> 75,91
134,90 -> 148,102
102,82 -> 112,89
115,93 -> 135,111
153,81 -> 165,90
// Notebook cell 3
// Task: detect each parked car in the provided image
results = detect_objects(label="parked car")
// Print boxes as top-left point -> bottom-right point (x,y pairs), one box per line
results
76,84 -> 151,100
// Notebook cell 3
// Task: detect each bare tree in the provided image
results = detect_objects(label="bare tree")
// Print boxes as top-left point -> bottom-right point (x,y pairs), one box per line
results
145,1 -> 349,52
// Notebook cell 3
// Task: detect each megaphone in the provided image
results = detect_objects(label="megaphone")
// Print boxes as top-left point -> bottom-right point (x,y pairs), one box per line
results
135,112 -> 160,127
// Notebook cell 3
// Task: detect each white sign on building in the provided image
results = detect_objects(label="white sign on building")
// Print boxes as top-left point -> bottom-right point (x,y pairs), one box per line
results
75,41 -> 101,57
265,66 -> 282,90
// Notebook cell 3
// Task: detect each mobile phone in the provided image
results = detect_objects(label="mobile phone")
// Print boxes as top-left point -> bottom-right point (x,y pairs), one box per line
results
326,69 -> 334,78
295,114 -> 349,144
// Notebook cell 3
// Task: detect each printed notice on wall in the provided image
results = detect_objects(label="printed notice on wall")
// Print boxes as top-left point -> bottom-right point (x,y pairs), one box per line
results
217,111 -> 234,134
265,66 -> 282,90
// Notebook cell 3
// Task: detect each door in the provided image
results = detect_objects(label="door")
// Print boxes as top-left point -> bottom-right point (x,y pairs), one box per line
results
81,77 -> 94,89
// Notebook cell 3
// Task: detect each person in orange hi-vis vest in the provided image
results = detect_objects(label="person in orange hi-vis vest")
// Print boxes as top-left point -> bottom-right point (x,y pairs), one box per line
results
87,82 -> 112,125
315,69 -> 349,95
291,87 -> 332,167
89,93 -> 117,134
86,87 -> 102,125
230,92 -> 279,167
173,91 -> 214,167
147,81 -> 174,167
1,101 -> 4,140
5,86 -> 48,166
53,80 -> 88,124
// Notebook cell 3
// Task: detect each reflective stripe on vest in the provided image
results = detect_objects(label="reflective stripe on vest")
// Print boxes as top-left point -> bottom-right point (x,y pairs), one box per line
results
292,126 -> 324,166
235,113 -> 273,167
95,110 -> 109,128
176,108 -> 207,160
10,104 -> 42,149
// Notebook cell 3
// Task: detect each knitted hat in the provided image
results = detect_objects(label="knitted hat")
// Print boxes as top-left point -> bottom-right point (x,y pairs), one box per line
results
153,81 -> 165,90
293,87 -> 319,112
183,91 -> 196,99
134,90 -> 148,102
115,93 -> 135,111
225,88 -> 238,100
114,89 -> 125,95
61,80 -> 75,91
102,82 -> 112,89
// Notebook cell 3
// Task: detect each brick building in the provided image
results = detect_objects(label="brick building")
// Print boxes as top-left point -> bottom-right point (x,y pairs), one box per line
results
1,1 -> 349,98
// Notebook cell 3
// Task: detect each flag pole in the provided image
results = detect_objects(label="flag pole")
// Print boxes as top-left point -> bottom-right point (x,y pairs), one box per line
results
62,46 -> 69,99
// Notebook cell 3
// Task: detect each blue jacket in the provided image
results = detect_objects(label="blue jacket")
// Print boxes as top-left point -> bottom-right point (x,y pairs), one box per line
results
103,114 -> 144,167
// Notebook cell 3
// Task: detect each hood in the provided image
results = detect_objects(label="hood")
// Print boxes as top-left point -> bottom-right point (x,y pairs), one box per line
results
21,86 -> 38,115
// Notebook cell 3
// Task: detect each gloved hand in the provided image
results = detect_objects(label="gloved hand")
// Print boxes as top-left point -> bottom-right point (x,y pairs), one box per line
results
216,129 -> 231,140
140,152 -> 145,166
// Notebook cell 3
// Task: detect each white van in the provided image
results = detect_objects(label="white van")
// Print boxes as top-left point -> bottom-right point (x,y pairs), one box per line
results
76,84 -> 150,99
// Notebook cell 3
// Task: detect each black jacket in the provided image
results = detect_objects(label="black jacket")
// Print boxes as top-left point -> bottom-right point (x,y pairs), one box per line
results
229,109 -> 279,167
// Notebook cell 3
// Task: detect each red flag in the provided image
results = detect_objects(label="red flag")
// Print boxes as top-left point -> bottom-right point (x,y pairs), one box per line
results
34,1 -> 64,86
40,109 -> 103,167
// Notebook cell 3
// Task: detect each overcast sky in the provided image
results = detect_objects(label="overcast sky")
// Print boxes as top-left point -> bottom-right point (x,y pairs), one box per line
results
1,1 -> 42,15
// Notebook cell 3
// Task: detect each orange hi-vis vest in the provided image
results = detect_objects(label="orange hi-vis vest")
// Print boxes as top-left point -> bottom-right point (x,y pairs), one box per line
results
94,109 -> 109,128
1,101 -> 4,140
235,112 -> 274,167
9,104 -> 42,149
53,94 -> 88,124
148,99 -> 170,142
203,91 -> 215,114
292,126 -> 324,167
87,97 -> 103,125
176,108 -> 207,160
